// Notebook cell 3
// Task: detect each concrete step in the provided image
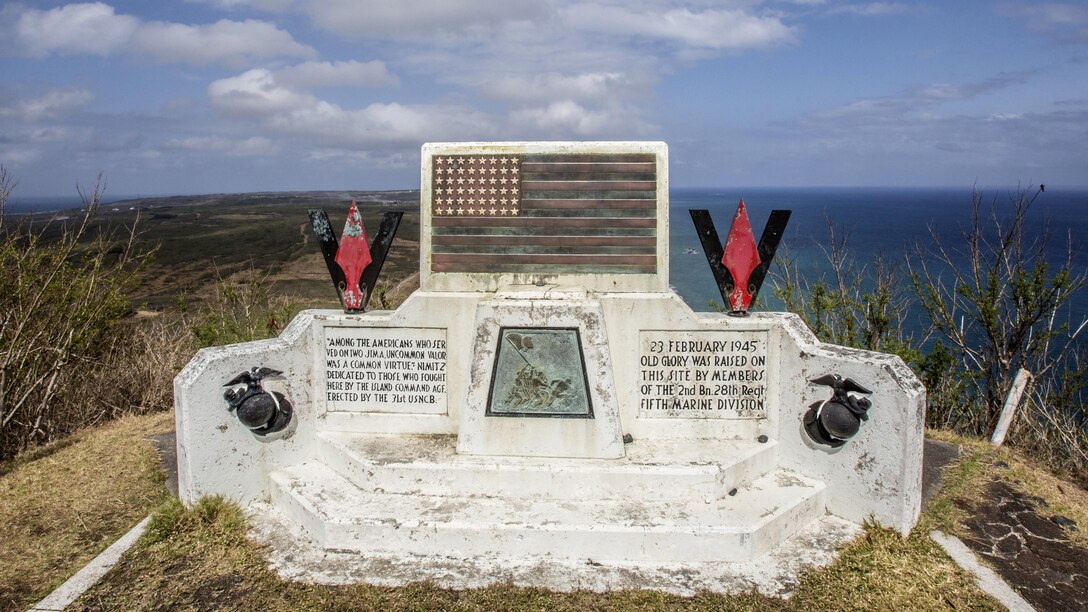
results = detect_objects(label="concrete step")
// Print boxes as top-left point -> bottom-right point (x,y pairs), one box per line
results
251,499 -> 862,597
317,431 -> 777,502
269,461 -> 827,564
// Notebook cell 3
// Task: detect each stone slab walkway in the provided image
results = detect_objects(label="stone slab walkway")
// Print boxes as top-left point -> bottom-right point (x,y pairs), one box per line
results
956,478 -> 1087,610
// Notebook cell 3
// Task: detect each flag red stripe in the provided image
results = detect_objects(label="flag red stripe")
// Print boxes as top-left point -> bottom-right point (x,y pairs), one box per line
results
432,235 -> 656,247
431,216 -> 656,228
432,253 -> 657,266
520,180 -> 656,191
521,162 -> 656,174
520,199 -> 655,209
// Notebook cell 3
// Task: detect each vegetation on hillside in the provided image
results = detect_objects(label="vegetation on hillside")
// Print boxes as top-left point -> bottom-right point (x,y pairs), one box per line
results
772,185 -> 1087,481
0,167 -> 419,460
0,411 -> 173,610
0,172 -> 159,459
2,164 -> 1084,479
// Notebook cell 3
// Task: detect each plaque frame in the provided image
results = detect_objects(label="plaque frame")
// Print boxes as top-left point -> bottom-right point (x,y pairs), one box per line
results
485,326 -> 594,419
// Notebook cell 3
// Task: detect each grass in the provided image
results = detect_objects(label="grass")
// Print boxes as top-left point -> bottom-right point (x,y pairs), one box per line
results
0,411 -> 173,611
0,387 -> 1077,610
66,431 -> 1088,610
8,414 -> 1084,610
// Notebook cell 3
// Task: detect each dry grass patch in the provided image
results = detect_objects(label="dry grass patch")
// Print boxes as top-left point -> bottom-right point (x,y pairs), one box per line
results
0,411 -> 173,610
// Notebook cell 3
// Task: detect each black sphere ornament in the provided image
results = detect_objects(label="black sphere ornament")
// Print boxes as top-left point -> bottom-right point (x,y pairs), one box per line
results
803,374 -> 872,448
224,367 -> 293,435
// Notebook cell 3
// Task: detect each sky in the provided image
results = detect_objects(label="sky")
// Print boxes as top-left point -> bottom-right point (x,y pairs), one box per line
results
1,1 -> 1086,197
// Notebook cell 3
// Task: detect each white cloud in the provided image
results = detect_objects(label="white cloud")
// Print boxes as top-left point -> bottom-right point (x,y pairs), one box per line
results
0,88 -> 95,121
15,2 -> 138,57
1000,2 -> 1088,44
828,2 -> 909,16
131,19 -> 315,65
10,3 -> 314,64
208,69 -> 316,115
510,100 -> 655,136
561,4 -> 795,50
28,126 -> 88,144
810,73 -> 1034,120
275,60 -> 398,89
302,0 -> 547,38
478,72 -> 652,103
164,135 -> 277,156
207,69 -> 492,146
194,0 -> 296,11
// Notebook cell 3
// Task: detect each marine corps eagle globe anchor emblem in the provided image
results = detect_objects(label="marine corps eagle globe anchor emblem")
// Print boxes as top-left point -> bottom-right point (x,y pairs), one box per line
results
223,367 -> 294,436
803,374 -> 873,448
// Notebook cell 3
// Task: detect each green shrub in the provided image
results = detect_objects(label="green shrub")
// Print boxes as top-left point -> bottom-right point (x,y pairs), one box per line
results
186,268 -> 300,348
909,185 -> 1087,438
770,218 -> 919,362
0,173 -> 152,459
771,186 -> 1087,480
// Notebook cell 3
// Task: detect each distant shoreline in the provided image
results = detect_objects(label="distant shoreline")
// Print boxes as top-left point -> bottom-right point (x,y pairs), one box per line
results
4,189 -> 423,216
10,185 -> 1087,216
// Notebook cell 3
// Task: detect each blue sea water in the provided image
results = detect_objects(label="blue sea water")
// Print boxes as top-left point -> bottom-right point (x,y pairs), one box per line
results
668,187 -> 1088,335
12,187 -> 1087,333
3,195 -> 139,215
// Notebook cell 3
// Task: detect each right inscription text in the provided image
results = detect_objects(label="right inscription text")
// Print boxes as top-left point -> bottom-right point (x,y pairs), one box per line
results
638,331 -> 769,419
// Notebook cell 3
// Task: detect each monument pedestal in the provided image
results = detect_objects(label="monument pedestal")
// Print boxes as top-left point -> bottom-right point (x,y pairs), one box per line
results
271,437 -> 825,564
174,142 -> 924,595
457,292 -> 623,459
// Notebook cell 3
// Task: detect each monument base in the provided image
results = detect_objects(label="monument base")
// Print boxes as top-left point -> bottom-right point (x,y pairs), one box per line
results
253,428 -> 860,595
251,500 -> 861,596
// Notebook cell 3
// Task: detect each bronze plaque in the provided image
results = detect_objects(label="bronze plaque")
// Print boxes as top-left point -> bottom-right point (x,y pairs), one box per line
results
486,327 -> 593,418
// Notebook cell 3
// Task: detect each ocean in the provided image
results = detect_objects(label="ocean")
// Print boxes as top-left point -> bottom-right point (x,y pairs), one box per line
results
10,187 -> 1088,331
667,187 -> 1088,337
3,195 -> 140,215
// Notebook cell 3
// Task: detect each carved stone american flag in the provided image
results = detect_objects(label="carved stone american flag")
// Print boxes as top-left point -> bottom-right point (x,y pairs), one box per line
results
430,153 -> 657,274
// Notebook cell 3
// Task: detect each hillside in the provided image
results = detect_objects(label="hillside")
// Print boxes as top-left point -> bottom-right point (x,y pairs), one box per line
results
27,190 -> 423,309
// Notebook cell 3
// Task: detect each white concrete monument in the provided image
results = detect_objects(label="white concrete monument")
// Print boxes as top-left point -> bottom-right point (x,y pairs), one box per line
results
175,141 -> 925,595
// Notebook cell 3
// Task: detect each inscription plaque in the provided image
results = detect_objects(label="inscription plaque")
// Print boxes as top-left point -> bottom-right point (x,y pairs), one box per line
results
487,328 -> 592,418
638,330 -> 769,419
322,327 -> 447,413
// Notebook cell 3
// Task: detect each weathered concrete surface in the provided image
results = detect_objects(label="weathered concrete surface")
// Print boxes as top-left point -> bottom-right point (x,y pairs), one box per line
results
250,501 -> 861,597
458,294 -> 623,458
174,141 -> 927,593
270,459 -> 827,564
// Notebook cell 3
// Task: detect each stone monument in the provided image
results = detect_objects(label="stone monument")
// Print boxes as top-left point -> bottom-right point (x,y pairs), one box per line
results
174,141 -> 925,595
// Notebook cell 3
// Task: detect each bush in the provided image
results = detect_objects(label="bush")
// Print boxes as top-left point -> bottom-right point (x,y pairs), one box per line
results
908,185 -> 1087,438
771,217 -> 919,361
0,174 -> 155,459
772,186 -> 1087,480
185,267 -> 299,348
